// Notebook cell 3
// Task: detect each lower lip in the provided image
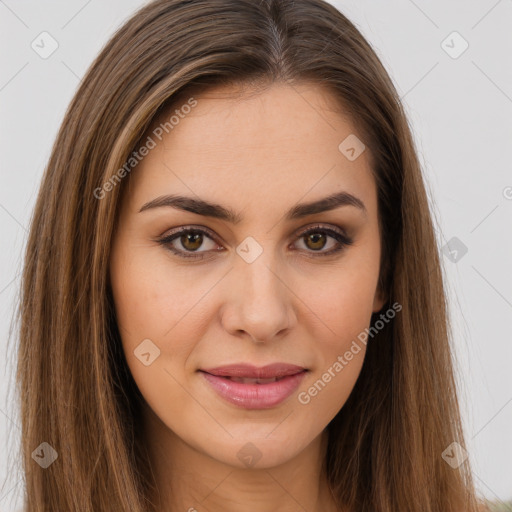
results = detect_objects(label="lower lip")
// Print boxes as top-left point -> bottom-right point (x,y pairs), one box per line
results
200,371 -> 307,409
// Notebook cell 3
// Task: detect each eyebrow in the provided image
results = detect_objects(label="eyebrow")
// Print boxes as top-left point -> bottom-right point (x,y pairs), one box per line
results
138,190 -> 367,223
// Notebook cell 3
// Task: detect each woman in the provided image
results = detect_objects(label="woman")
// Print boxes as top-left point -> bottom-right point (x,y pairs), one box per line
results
15,0 -> 487,510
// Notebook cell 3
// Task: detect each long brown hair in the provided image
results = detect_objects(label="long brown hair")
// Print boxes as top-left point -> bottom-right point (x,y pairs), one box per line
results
13,0 -> 486,510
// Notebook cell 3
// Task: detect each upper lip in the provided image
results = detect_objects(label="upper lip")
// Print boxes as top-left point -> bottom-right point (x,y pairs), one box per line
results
200,363 -> 307,379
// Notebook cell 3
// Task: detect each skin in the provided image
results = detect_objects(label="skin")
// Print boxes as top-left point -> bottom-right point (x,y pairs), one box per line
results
109,82 -> 386,512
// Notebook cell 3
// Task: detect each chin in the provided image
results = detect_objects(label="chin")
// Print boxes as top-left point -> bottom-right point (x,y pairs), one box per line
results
202,428 -> 316,470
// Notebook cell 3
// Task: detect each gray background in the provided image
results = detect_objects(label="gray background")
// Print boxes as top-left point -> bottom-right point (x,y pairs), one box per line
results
1,0 -> 511,509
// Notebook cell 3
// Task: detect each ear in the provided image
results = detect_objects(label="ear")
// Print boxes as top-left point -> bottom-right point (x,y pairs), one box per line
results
372,286 -> 387,313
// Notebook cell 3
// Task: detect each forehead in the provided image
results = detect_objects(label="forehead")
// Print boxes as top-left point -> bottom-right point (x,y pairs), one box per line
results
124,82 -> 377,217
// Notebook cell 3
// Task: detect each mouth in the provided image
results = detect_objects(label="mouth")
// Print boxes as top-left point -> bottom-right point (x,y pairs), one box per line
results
198,363 -> 308,409
216,376 -> 290,384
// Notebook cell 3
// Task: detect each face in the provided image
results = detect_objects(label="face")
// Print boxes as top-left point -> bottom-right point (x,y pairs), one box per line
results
109,82 -> 385,470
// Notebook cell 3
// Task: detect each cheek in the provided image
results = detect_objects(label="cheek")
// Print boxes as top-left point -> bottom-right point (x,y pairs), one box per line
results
294,285 -> 370,426
297,254 -> 380,347
109,245 -> 222,390
109,249 -> 206,423
292,247 -> 380,416
298,349 -> 366,417
110,245 -> 204,342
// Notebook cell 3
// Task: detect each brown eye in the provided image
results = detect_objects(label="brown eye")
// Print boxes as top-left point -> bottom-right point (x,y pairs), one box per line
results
293,225 -> 353,257
157,227 -> 221,259
180,231 -> 204,251
303,232 -> 327,251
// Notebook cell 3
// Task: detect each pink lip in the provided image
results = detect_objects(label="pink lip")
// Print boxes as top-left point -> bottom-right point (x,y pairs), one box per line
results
199,363 -> 307,409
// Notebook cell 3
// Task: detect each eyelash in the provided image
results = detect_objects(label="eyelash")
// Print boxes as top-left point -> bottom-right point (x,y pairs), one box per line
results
155,224 -> 353,260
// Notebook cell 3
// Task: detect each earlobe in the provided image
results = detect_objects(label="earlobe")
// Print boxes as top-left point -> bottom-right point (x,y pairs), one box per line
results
372,288 -> 387,313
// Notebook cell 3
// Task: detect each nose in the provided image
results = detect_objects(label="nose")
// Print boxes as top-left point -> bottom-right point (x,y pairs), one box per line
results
220,249 -> 296,344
